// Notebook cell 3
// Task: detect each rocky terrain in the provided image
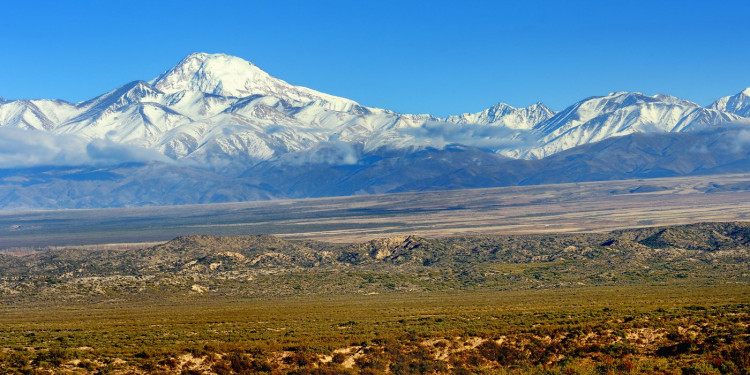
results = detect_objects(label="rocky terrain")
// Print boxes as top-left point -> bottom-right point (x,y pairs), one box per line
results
1,221 -> 748,374
2,221 -> 748,301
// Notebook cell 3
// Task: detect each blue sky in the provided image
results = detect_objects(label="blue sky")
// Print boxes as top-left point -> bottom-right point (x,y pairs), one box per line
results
2,0 -> 749,116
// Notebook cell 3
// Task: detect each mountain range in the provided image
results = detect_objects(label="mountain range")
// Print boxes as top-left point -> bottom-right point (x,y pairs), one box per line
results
1,53 -> 749,209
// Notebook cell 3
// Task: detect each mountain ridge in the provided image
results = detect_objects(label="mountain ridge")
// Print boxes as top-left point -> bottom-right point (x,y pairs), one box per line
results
0,53 -> 749,209
2,52 -> 748,165
711,87 -> 750,117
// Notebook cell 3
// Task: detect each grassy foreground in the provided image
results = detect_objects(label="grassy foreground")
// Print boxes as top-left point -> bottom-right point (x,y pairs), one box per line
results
1,284 -> 748,374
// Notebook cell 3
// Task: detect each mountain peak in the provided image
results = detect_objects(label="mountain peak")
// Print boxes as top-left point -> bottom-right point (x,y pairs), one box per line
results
149,53 -> 357,110
489,102 -> 514,109
182,51 -> 217,61
607,91 -> 635,96
710,87 -> 750,117
76,80 -> 159,109
151,53 -> 271,97
528,102 -> 552,111
486,101 -> 553,113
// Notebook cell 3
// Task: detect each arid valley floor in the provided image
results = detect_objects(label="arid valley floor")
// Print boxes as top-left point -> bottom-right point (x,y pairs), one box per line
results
3,173 -> 750,249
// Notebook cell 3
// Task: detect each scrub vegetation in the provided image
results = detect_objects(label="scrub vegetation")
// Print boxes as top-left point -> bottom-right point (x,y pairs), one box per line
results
0,222 -> 748,374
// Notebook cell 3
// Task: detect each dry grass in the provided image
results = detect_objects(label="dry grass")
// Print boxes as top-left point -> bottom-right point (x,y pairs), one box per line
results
0,285 -> 747,374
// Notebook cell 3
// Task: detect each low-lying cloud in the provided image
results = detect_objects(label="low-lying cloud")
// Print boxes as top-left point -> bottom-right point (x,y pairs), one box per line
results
279,141 -> 360,166
86,138 -> 171,164
732,129 -> 750,151
400,121 -> 537,152
689,123 -> 750,154
0,127 -> 171,168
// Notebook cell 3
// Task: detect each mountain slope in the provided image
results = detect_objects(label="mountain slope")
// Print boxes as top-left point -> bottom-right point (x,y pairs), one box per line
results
242,127 -> 750,198
0,99 -> 78,131
711,87 -> 750,117
522,92 -> 747,158
447,102 -> 555,130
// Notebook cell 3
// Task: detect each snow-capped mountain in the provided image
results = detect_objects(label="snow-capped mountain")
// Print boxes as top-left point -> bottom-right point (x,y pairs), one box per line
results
711,88 -> 750,117
151,52 -> 359,112
0,99 -> 78,131
0,52 -> 748,171
447,102 -> 555,130
520,92 -> 747,158
0,53 -> 558,165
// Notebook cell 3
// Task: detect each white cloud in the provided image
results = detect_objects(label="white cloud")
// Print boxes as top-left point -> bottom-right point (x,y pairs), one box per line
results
730,129 -> 750,153
0,127 -> 171,168
400,121 -> 537,151
279,141 -> 360,166
86,138 -> 172,164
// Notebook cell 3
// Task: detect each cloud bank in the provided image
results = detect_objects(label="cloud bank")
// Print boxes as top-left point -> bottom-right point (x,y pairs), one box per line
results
279,141 -> 360,166
400,121 -> 537,152
0,128 -> 171,168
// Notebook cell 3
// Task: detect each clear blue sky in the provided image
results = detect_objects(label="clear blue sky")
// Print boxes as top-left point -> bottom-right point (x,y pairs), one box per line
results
2,0 -> 749,116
